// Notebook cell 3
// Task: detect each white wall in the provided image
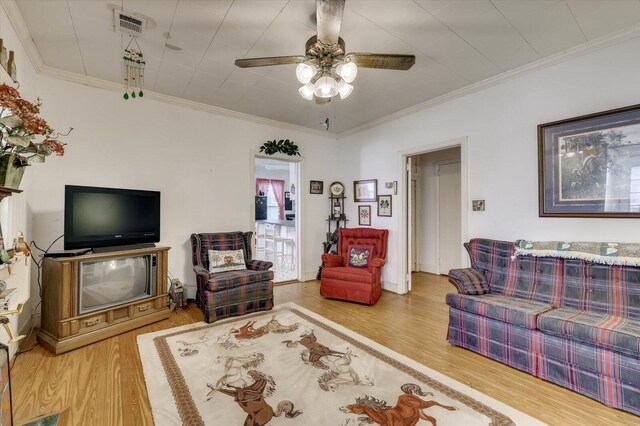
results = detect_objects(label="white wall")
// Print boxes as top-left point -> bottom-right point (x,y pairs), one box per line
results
338,36 -> 640,293
21,74 -> 337,303
417,147 -> 461,274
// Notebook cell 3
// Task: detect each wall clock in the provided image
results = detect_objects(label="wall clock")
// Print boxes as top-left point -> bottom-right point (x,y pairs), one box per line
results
329,182 -> 345,197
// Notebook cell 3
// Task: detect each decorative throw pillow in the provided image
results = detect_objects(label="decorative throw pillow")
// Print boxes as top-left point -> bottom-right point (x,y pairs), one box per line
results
347,245 -> 373,268
208,249 -> 247,274
447,268 -> 489,295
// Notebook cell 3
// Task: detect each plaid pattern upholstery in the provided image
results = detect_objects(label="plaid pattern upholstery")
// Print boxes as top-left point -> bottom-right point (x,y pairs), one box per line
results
537,355 -> 640,415
207,269 -> 274,292
191,232 -> 273,323
449,238 -> 640,415
446,293 -> 553,329
538,308 -> 640,357
449,309 -> 640,414
247,259 -> 273,271
447,268 -> 489,295
537,332 -> 640,386
465,238 -> 640,319
191,232 -> 248,269
448,308 -> 538,374
200,280 -> 274,323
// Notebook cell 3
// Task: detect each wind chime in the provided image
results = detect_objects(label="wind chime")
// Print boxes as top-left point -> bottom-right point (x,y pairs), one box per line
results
122,36 -> 145,100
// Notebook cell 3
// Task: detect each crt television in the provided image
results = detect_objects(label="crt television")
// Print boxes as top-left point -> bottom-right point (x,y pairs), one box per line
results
64,185 -> 161,250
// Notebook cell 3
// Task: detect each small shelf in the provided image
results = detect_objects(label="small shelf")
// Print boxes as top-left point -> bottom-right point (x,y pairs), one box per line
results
0,186 -> 22,203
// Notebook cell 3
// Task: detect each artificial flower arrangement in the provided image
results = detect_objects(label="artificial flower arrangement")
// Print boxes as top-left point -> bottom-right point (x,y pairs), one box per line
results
0,83 -> 70,188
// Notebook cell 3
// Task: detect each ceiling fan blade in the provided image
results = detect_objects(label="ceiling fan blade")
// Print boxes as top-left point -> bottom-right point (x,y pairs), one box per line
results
316,0 -> 345,45
315,96 -> 331,105
344,53 -> 416,70
235,56 -> 307,68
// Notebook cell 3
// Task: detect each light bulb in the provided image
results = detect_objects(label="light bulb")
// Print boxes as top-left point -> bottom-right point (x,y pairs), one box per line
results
313,75 -> 338,98
296,63 -> 317,84
336,62 -> 357,83
337,80 -> 353,99
298,83 -> 315,100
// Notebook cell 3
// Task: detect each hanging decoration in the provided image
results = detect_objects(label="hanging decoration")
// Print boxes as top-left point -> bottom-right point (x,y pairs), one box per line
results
122,36 -> 145,100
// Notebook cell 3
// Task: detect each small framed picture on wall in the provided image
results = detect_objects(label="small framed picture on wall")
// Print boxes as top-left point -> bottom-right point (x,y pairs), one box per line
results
310,180 -> 323,194
354,179 -> 377,202
358,205 -> 371,226
377,195 -> 392,217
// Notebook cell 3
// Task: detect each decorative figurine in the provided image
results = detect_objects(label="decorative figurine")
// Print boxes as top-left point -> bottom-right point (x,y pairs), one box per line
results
14,232 -> 30,257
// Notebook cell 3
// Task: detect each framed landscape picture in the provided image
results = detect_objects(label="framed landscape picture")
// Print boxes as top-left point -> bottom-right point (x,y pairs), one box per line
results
354,179 -> 377,202
358,205 -> 371,226
539,104 -> 640,218
377,195 -> 392,217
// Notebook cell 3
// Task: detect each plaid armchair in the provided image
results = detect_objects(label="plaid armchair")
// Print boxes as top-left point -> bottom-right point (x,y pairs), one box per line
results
191,232 -> 274,323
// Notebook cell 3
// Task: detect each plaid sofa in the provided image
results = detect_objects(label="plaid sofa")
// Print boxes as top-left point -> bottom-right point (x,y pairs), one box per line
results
447,238 -> 640,415
191,232 -> 274,323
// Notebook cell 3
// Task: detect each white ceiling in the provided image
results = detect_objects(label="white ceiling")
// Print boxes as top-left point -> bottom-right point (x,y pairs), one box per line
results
14,0 -> 640,134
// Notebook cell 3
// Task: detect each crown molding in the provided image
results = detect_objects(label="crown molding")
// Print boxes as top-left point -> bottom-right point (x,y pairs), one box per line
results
0,0 -> 42,70
0,0 -> 335,139
38,65 -> 334,138
337,24 -> 640,139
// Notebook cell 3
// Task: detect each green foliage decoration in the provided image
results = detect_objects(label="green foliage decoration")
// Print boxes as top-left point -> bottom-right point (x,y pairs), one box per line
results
259,139 -> 301,156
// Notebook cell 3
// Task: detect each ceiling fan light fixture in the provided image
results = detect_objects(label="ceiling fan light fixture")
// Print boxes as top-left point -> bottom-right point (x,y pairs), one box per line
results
299,83 -> 315,100
337,80 -> 353,99
296,63 -> 318,84
314,75 -> 338,98
336,61 -> 357,83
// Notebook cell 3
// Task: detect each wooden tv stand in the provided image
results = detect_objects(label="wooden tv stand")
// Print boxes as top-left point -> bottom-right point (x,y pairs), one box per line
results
38,246 -> 171,355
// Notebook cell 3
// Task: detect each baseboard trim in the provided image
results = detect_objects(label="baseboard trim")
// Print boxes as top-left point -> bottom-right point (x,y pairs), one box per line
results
302,271 -> 318,282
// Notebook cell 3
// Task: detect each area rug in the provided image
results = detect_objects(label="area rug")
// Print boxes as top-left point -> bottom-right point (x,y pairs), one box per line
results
137,303 -> 544,426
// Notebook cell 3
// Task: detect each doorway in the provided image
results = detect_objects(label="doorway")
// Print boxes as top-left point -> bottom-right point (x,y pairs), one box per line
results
253,157 -> 300,283
401,140 -> 467,293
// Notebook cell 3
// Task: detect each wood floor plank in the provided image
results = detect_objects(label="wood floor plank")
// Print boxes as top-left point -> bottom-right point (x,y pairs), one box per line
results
11,273 -> 640,425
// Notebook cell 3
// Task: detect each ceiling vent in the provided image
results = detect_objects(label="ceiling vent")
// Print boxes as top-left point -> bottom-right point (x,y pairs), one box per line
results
114,10 -> 146,37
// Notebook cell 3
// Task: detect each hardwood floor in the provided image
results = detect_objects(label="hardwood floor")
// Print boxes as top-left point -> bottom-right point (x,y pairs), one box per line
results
12,273 -> 639,425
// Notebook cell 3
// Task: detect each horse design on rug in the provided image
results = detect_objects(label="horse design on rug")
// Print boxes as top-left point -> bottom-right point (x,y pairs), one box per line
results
217,316 -> 299,350
206,353 -> 265,399
215,370 -> 302,426
318,349 -> 374,392
340,383 -> 457,426
283,330 -> 345,369
175,334 -> 211,357
231,316 -> 300,340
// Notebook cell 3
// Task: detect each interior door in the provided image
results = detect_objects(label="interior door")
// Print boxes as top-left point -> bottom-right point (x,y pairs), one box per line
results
438,162 -> 462,275
411,178 -> 417,272
406,157 -> 413,292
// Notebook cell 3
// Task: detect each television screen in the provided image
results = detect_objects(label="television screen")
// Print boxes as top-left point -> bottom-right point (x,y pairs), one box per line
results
64,185 -> 160,250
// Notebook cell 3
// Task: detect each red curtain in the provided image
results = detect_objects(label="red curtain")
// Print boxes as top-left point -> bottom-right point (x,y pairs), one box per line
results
270,179 -> 285,220
256,179 -> 270,196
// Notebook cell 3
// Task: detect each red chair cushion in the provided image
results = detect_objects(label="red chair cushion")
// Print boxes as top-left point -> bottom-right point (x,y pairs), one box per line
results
321,266 -> 375,284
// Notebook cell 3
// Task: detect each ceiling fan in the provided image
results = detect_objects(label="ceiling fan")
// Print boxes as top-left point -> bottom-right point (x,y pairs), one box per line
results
234,0 -> 415,104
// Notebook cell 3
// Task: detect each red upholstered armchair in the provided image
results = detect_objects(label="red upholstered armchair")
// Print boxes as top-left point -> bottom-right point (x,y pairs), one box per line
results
320,228 -> 389,305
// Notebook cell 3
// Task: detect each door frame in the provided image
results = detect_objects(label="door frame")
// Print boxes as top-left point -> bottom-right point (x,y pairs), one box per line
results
249,151 -> 303,282
435,160 -> 462,275
398,137 -> 469,294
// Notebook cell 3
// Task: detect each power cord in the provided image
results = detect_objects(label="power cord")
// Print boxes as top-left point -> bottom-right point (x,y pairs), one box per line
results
10,234 -> 64,370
